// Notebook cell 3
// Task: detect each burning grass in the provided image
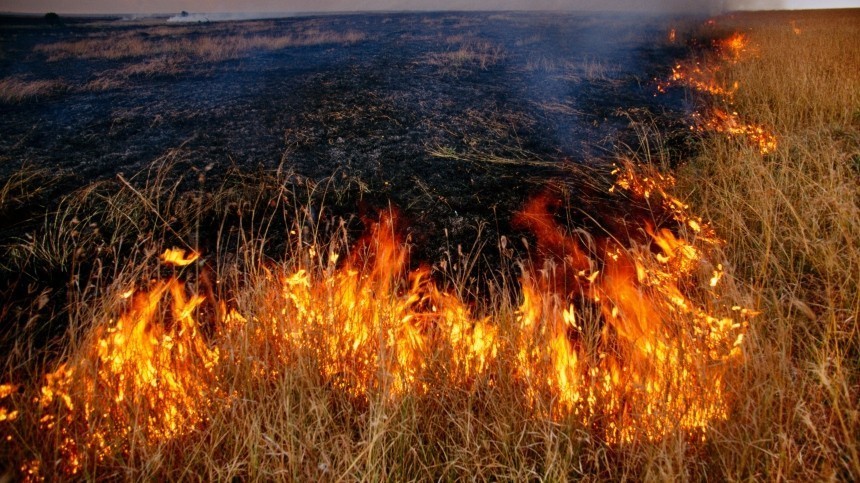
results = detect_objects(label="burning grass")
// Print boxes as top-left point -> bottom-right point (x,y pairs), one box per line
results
0,150 -> 753,479
0,9 -> 857,481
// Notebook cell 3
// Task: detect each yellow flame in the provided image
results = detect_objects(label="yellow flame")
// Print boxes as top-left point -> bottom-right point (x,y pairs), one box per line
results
160,248 -> 200,266
33,279 -> 221,476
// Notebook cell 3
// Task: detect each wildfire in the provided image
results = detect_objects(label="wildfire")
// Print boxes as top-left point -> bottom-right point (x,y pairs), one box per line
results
160,247 -> 199,266
717,32 -> 749,63
693,108 -> 778,154
657,28 -> 777,155
0,161 -> 754,477
790,21 -> 802,35
657,61 -> 738,99
31,278 -> 222,476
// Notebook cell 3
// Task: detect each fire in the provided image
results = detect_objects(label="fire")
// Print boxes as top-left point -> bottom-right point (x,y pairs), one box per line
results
2,165 -> 752,476
717,32 -> 749,62
31,278 -> 222,476
693,108 -> 778,154
512,163 -> 746,442
233,214 -> 500,398
160,247 -> 199,266
657,29 -> 777,155
790,21 -> 802,35
657,61 -> 738,99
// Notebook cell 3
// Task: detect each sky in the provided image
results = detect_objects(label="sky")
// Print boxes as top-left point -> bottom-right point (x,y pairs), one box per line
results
0,0 -> 856,14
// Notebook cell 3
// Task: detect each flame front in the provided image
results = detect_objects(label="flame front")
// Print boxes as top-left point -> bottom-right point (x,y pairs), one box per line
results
693,108 -> 778,154
0,161 -> 754,478
657,29 -> 777,154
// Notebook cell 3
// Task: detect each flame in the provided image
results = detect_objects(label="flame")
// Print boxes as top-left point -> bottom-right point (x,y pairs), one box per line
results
717,33 -> 748,62
656,61 -> 738,99
790,21 -> 802,35
32,279 -> 221,476
693,108 -> 778,154
657,30 -> 777,155
2,165 -> 752,475
668,28 -> 676,43
234,213 -> 500,398
0,384 -> 18,422
511,165 -> 747,442
160,247 -> 200,266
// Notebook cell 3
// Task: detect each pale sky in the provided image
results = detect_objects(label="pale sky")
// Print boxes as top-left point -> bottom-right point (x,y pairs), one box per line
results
0,0 -> 856,14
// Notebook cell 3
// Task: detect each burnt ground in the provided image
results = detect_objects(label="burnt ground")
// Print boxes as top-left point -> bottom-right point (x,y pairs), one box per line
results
0,13 -> 707,354
0,12 -> 699,258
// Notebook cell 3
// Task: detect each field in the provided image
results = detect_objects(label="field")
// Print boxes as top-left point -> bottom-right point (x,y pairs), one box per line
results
0,9 -> 858,481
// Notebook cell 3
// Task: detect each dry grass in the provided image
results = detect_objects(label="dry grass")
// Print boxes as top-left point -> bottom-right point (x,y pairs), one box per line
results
0,153 -> 746,480
0,165 -> 53,215
425,39 -> 504,73
29,22 -> 367,92
0,76 -> 65,103
36,27 -> 367,64
674,9 -> 860,480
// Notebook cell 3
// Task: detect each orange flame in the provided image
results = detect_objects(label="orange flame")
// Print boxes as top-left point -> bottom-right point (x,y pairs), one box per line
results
790,21 -> 802,35
33,280 -> 221,476
511,167 -> 746,442
657,30 -> 777,155
3,166 -> 753,476
717,32 -> 749,62
693,108 -> 778,154
657,61 -> 738,99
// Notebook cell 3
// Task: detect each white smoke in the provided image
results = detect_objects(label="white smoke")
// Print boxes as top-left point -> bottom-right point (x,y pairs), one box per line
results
166,11 -> 293,23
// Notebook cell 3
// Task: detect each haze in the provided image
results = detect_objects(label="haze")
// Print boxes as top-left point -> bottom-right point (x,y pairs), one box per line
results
1,0 -> 857,15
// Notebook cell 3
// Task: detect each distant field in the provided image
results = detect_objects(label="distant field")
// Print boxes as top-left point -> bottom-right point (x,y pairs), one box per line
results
0,9 -> 857,481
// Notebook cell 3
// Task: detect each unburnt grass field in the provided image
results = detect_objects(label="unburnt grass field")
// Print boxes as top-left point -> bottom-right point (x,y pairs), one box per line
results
0,8 -> 857,481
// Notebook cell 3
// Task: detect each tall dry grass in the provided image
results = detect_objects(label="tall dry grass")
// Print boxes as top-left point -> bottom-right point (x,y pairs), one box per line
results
675,10 -> 860,480
0,157 -> 745,480
425,39 -> 505,72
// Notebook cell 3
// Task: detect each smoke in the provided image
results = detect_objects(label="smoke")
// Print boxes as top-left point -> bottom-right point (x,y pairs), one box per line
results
166,12 -> 291,22
725,0 -> 786,10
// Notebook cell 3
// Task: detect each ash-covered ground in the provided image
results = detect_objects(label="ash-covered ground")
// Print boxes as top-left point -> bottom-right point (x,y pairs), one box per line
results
0,12 -> 695,261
